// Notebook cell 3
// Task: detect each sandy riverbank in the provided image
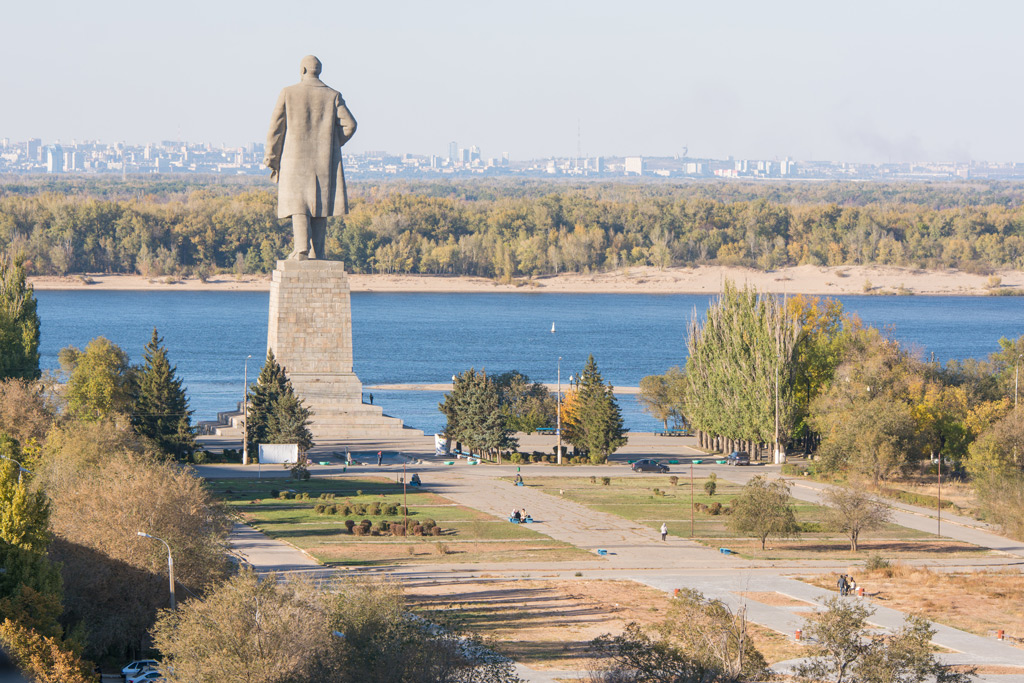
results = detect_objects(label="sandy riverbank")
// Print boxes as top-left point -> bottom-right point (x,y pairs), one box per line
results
27,264 -> 1024,296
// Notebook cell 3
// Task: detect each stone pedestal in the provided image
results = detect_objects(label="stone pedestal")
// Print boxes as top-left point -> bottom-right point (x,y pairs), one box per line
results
266,260 -> 417,440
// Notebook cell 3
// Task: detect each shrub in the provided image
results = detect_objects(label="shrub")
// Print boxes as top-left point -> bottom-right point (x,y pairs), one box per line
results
400,506 -> 409,516
370,502 -> 382,516
352,525 -> 365,536
652,488 -> 662,496
601,477 -> 611,486
319,493 -> 330,501
359,519 -> 372,533
354,503 -> 367,516
326,505 -> 337,515
431,526 -> 442,536
325,493 -> 336,500
341,504 -> 352,516
411,524 -> 424,536
299,492 -> 310,500
270,489 -> 280,498
590,476 -> 597,484
277,490 -> 290,499
344,519 -> 355,531
669,476 -> 679,486
375,520 -> 390,533
384,503 -> 399,515
356,490 -> 363,497
865,554 -> 891,572
420,519 -> 436,530
509,453 -> 523,464
781,463 -> 812,476
709,502 -> 722,515
693,502 -> 707,513
390,522 -> 406,536
434,542 -> 449,555
314,504 -> 326,514
191,450 -> 207,464
704,480 -> 717,497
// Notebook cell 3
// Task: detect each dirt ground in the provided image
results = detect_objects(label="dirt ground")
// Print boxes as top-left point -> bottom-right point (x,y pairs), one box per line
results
798,567 -> 1024,647
405,579 -> 806,671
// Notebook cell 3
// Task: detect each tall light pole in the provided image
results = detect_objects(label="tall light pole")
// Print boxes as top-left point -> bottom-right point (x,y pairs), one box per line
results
137,532 -> 175,610
556,357 -> 562,465
0,454 -> 30,485
242,354 -> 252,465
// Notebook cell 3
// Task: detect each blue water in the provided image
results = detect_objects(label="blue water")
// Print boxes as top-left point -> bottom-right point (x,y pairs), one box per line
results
34,292 -> 1024,434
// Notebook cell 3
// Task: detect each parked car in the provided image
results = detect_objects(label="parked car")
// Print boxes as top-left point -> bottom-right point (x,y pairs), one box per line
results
127,671 -> 163,683
726,451 -> 750,466
631,459 -> 669,473
122,660 -> 159,681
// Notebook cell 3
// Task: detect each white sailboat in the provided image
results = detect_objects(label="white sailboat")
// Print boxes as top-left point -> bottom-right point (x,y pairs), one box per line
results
551,322 -> 556,333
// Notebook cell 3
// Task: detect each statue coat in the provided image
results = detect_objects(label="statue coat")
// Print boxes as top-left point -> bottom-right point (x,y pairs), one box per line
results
264,76 -> 357,219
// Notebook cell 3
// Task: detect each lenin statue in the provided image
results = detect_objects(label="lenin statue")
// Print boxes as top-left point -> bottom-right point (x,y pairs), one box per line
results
264,55 -> 357,260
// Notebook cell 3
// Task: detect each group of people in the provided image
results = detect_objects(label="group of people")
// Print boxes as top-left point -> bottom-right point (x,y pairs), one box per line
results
837,573 -> 858,596
511,508 -> 532,523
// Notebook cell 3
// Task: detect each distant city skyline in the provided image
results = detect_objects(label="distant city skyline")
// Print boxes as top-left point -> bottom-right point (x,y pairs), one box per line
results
2,1 -> 1021,163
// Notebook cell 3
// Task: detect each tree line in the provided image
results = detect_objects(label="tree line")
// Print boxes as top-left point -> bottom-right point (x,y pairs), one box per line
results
4,177 -> 1024,278
640,281 -> 1024,537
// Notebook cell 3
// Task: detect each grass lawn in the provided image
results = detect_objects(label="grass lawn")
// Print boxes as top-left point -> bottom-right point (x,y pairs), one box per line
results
406,579 -> 807,671
207,477 -> 592,566
798,567 -> 1024,648
520,475 -> 989,560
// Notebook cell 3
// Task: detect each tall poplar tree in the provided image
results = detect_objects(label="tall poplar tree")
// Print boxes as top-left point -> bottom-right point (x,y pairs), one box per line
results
0,256 -> 41,381
246,351 -> 313,455
132,328 -> 195,459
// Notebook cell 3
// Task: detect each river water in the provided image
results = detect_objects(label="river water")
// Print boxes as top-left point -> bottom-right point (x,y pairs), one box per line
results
35,291 -> 1024,434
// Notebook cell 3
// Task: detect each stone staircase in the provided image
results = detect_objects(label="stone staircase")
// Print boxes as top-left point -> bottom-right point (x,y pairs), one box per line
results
198,400 -> 422,440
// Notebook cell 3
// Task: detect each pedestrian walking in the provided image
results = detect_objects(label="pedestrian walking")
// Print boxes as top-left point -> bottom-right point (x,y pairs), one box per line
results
369,393 -> 374,405
377,451 -> 383,466
345,447 -> 351,466
660,522 -> 668,542
837,574 -> 848,596
849,576 -> 857,595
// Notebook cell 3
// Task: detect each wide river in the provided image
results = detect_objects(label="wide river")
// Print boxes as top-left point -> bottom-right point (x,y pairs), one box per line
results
35,292 -> 1024,434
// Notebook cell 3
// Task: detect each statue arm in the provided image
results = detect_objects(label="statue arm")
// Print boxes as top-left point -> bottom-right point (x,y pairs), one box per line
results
336,97 -> 357,147
264,91 -> 287,181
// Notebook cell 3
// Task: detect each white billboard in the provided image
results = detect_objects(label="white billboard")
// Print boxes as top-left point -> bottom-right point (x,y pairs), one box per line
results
258,444 -> 299,464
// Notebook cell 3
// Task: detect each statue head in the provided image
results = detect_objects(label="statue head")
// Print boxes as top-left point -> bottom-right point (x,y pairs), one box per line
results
300,55 -> 322,77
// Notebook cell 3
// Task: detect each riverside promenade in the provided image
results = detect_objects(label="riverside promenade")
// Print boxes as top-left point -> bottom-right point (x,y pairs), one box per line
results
198,433 -> 1024,682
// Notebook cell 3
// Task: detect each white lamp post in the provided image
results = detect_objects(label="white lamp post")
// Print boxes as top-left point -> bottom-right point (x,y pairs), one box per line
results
556,357 -> 562,465
137,532 -> 175,610
0,455 -> 30,484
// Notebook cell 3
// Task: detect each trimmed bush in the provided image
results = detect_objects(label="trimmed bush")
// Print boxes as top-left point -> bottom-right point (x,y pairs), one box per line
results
411,524 -> 424,536
359,519 -> 372,533
601,477 -> 611,486
314,504 -> 326,514
420,519 -> 436,530
375,519 -> 390,533
669,476 -> 679,486
400,505 -> 409,516
704,480 -> 717,497
319,493 -> 330,501
344,519 -> 355,531
277,490 -> 290,500
431,526 -> 442,536
384,503 -> 399,515
390,522 -> 406,536
269,489 -> 280,498
509,452 -> 523,464
865,554 -> 891,571
352,525 -> 365,536
370,502 -> 382,516
590,476 -> 597,484
356,490 -> 363,497
708,502 -> 722,515
326,505 -> 338,515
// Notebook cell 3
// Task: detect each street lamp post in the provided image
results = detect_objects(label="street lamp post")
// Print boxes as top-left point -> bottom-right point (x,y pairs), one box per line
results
242,354 -> 252,465
0,454 -> 30,484
137,532 -> 175,610
556,357 -> 562,465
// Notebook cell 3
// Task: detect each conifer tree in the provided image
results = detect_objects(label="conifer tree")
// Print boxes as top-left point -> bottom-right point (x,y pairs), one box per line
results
564,355 -> 627,463
0,256 -> 41,381
246,351 -> 313,456
132,328 -> 195,459
439,368 -> 516,460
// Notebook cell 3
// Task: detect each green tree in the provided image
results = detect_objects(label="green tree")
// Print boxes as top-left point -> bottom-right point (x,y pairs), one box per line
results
492,370 -> 556,434
795,597 -> 974,683
727,475 -> 800,550
246,350 -> 313,455
638,366 -> 687,430
439,368 -> 516,461
0,255 -> 41,381
0,442 -> 49,553
60,337 -> 134,421
132,328 -> 195,460
563,355 -> 627,464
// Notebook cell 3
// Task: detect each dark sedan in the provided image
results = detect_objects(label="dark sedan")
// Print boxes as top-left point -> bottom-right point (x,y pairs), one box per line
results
631,459 -> 669,473
726,451 -> 750,466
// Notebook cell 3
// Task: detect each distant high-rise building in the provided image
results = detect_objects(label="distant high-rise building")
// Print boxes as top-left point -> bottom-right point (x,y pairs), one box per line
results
27,138 -> 41,161
624,157 -> 644,176
448,141 -> 458,162
469,145 -> 481,162
459,148 -> 470,164
46,145 -> 64,173
64,150 -> 81,171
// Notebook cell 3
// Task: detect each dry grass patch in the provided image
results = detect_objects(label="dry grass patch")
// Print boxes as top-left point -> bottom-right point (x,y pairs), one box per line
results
405,579 -> 806,671
310,541 -> 594,566
798,566 -> 1024,647
697,537 -> 986,560
737,591 -> 815,608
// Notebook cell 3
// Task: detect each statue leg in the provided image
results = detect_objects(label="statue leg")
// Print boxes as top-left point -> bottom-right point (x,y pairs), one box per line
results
310,217 -> 328,259
288,214 -> 310,260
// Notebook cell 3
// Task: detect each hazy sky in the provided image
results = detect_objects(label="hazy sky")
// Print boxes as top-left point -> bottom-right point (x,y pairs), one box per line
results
3,0 -> 1020,163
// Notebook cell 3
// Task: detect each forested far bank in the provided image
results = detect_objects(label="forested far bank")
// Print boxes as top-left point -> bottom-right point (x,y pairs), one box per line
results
3,177 -> 1024,278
